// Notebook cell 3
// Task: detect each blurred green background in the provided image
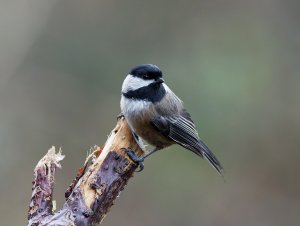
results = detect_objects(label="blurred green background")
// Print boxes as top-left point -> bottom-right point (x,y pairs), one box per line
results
0,0 -> 299,225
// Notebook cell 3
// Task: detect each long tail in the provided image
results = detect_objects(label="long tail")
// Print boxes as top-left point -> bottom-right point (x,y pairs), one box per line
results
192,140 -> 224,176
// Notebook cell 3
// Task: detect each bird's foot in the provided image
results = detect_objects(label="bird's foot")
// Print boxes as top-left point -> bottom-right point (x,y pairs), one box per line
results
126,149 -> 144,172
125,147 -> 161,172
117,113 -> 124,120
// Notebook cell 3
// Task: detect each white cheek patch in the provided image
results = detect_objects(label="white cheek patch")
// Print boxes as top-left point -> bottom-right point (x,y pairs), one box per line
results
122,74 -> 154,93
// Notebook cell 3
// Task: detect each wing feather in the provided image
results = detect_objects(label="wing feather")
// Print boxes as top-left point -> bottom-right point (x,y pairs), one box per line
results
152,113 -> 223,175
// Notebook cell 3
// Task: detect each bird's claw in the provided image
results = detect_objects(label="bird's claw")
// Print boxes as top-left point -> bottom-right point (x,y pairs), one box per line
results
126,149 -> 144,172
117,113 -> 124,120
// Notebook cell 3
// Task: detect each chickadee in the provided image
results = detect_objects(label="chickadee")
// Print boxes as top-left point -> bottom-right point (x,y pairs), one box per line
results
120,64 -> 223,175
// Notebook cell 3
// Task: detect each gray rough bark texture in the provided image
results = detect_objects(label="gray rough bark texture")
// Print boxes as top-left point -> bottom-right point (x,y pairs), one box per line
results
28,118 -> 144,226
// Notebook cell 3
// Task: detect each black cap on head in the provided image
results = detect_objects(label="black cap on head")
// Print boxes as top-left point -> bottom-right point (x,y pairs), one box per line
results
130,64 -> 163,80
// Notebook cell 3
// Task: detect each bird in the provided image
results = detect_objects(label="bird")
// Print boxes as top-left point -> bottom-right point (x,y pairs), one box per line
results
120,64 -> 223,175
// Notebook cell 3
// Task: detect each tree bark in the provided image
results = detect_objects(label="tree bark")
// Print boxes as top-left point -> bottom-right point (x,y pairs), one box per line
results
28,117 -> 144,226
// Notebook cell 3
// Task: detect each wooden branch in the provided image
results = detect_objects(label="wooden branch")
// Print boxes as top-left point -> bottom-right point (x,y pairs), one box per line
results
28,117 -> 144,226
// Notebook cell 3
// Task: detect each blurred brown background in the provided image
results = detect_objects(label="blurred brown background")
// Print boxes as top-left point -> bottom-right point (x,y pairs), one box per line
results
0,0 -> 299,225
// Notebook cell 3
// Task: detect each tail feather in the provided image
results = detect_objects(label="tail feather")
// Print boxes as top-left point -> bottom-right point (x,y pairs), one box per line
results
192,140 -> 224,176
202,149 -> 224,176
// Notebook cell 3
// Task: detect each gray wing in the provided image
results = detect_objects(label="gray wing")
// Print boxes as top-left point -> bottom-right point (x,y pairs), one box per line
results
151,112 -> 223,175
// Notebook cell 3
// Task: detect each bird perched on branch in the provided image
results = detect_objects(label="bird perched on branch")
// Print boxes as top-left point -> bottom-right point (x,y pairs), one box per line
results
120,64 -> 223,175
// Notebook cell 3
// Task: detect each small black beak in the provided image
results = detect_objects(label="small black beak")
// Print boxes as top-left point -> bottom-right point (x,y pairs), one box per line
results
155,78 -> 165,84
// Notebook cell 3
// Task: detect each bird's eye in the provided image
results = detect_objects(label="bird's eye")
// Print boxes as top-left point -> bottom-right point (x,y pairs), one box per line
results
143,75 -> 149,79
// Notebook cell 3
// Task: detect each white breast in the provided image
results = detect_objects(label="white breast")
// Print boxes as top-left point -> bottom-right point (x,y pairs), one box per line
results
120,96 -> 151,117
